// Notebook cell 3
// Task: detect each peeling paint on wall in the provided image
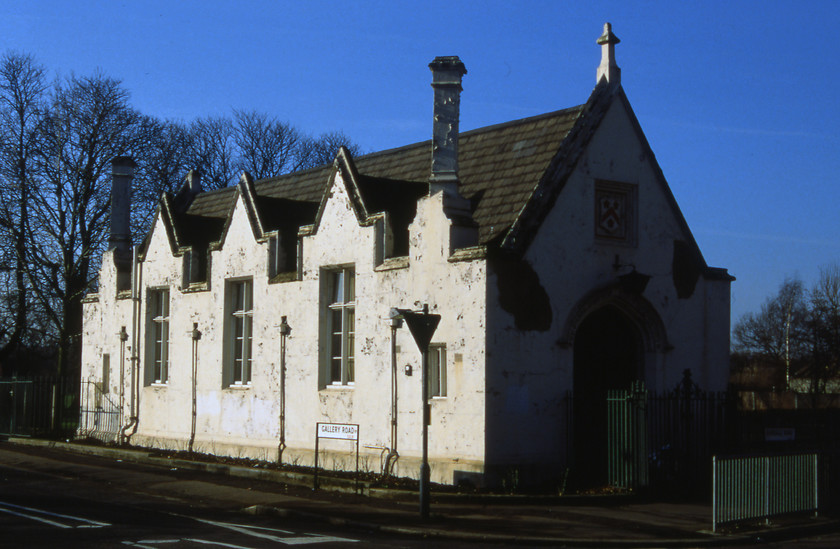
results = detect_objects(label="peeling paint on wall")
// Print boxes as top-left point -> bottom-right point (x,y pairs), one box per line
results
672,239 -> 702,299
491,254 -> 552,331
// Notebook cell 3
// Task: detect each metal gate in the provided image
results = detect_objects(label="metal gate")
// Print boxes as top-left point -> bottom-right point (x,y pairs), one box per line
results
596,372 -> 729,494
78,380 -> 122,442
607,381 -> 648,489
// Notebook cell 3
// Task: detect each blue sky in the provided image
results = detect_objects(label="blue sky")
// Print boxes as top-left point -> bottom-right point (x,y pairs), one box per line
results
2,1 -> 839,326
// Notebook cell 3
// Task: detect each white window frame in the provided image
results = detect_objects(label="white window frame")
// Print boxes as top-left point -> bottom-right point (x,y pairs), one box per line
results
227,279 -> 253,386
325,267 -> 355,387
149,289 -> 170,384
428,343 -> 447,398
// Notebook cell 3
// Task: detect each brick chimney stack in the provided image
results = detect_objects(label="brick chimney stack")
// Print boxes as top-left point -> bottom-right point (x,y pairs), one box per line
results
596,22 -> 621,85
109,156 -> 136,257
429,56 -> 467,197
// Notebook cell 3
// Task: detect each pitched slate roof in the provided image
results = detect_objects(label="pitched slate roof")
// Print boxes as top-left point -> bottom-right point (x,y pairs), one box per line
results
182,98 -> 588,247
142,81 -> 730,281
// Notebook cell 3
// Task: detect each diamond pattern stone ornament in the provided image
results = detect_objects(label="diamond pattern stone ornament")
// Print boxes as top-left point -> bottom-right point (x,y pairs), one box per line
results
597,189 -> 626,239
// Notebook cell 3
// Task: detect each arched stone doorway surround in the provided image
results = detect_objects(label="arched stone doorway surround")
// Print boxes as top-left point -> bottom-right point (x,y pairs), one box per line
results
560,284 -> 670,487
560,284 -> 670,374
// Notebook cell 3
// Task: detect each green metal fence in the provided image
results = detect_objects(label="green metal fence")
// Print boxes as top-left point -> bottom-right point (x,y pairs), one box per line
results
712,453 -> 818,532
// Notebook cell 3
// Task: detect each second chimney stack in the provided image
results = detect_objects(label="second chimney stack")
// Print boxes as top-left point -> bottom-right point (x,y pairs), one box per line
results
429,56 -> 467,197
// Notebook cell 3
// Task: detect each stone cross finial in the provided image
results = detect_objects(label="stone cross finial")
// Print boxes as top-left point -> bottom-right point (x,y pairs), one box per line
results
596,22 -> 621,85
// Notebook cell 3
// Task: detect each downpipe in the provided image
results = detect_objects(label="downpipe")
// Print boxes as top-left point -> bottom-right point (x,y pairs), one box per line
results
120,415 -> 137,443
122,245 -> 142,444
118,326 -> 128,444
188,323 -> 201,453
277,316 -> 291,463
383,315 -> 402,476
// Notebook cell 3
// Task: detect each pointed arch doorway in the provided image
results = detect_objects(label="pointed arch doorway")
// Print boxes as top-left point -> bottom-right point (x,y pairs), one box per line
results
571,304 -> 644,488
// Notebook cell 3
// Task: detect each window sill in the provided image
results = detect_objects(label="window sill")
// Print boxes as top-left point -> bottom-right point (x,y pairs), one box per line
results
448,245 -> 486,263
268,271 -> 298,284
226,383 -> 252,390
150,382 -> 168,388
116,289 -> 132,300
181,282 -> 210,293
375,256 -> 409,272
322,382 -> 355,391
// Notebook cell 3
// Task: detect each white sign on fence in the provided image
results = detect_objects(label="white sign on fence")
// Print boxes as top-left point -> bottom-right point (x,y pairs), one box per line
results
317,422 -> 359,441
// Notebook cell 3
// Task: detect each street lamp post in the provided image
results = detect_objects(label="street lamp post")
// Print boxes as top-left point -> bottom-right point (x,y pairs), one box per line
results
419,332 -> 430,518
391,304 -> 440,520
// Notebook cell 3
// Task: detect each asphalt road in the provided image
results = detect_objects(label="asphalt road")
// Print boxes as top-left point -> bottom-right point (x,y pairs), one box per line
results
0,443 -> 463,548
756,532 -> 840,548
2,442 -> 838,548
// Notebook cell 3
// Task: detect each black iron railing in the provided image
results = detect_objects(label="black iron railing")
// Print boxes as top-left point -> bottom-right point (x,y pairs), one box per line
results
0,376 -> 78,438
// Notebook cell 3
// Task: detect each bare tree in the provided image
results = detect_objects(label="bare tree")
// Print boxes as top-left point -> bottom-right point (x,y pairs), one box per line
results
186,116 -> 236,190
233,110 -> 303,179
0,51 -> 47,373
809,265 -> 840,392
186,113 -> 363,187
30,72 -> 145,376
0,48 -> 367,378
297,130 -> 363,170
132,117 -> 192,232
733,277 -> 809,389
734,267 -> 840,395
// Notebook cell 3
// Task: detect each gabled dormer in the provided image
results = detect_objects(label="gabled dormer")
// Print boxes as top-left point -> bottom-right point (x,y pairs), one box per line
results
138,170 -> 229,290
258,195 -> 318,280
303,147 -> 425,266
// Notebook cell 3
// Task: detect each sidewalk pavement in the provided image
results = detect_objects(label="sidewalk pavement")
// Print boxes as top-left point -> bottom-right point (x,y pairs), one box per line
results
7,437 -> 840,547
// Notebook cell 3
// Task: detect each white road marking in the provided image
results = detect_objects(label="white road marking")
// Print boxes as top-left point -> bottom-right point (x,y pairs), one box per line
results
280,535 -> 362,545
189,517 -> 359,545
0,506 -> 71,528
127,513 -> 360,546
133,541 -> 181,545
0,500 -> 110,529
123,540 -> 256,549
184,539 -> 258,548
204,522 -> 294,534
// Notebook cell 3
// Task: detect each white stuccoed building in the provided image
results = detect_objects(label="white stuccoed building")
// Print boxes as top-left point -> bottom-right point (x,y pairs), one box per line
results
81,25 -> 732,488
